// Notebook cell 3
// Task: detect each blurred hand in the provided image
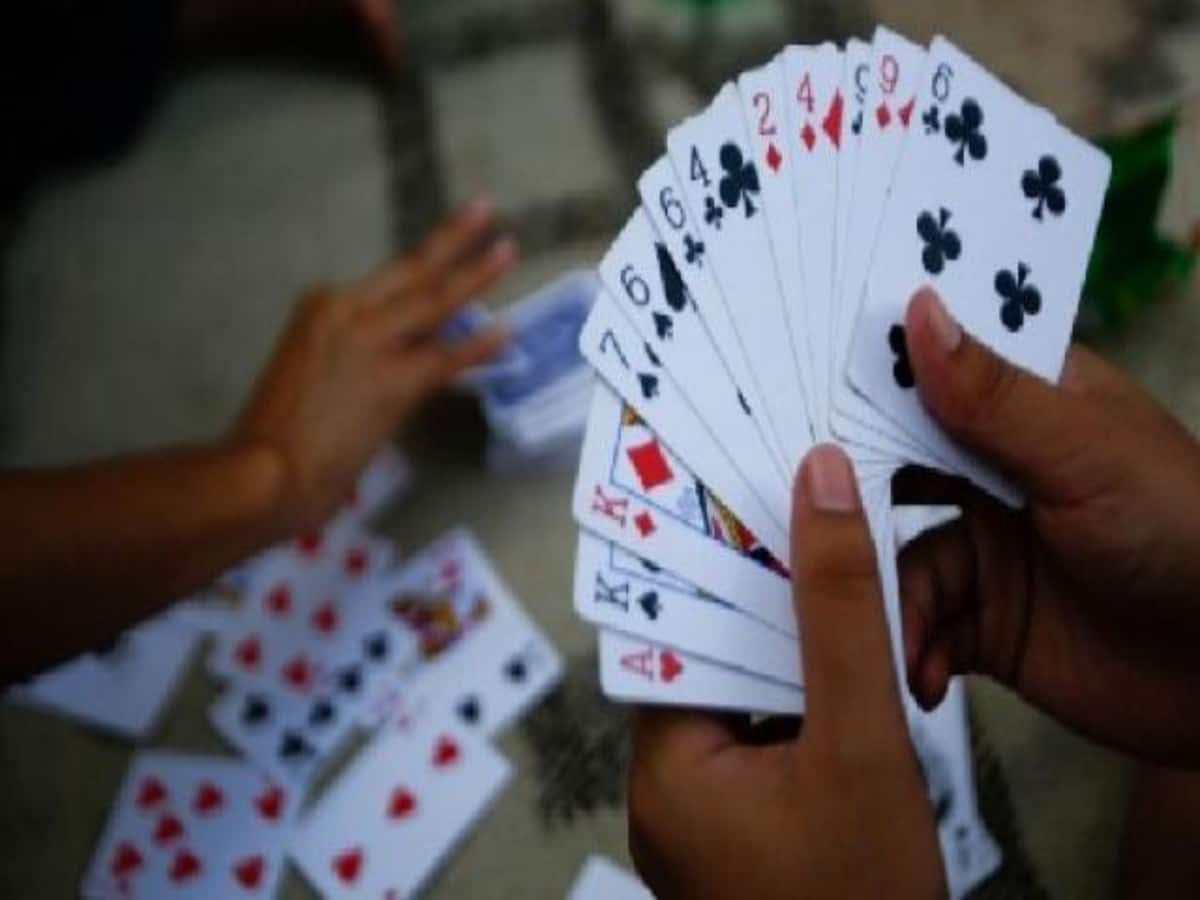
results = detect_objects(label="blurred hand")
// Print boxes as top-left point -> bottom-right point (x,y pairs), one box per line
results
233,200 -> 515,536
347,0 -> 401,65
629,446 -> 944,900
899,288 -> 1200,765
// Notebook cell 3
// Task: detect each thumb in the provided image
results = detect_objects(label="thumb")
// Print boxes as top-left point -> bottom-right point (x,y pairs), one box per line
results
905,287 -> 1087,500
793,445 -> 909,750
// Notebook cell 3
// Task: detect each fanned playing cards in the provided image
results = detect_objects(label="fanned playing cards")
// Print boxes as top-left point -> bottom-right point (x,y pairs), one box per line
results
571,26 -> 1110,899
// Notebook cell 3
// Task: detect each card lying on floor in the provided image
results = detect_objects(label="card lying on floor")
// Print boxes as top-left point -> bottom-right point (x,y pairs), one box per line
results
82,754 -> 294,899
290,706 -> 511,899
567,855 -> 654,900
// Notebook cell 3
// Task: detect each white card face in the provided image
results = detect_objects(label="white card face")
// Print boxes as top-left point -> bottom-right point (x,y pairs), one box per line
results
10,618 -> 197,740
830,28 -> 931,456
579,283 -> 789,560
834,38 -> 873,304
82,754 -> 294,900
567,855 -> 654,900
779,42 -> 845,439
572,382 -> 797,636
734,56 -> 816,434
848,36 -> 1110,502
907,680 -> 1003,900
666,82 -> 812,472
597,628 -> 804,715
360,528 -> 563,736
574,531 -> 802,686
636,156 -> 791,481
290,710 -> 512,900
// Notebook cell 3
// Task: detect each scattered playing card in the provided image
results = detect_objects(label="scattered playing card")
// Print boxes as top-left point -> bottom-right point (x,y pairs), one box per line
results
81,753 -> 294,899
567,855 -> 654,900
290,708 -> 511,899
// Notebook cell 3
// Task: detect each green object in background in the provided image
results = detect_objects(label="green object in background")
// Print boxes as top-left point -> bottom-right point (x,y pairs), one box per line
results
1082,115 -> 1196,332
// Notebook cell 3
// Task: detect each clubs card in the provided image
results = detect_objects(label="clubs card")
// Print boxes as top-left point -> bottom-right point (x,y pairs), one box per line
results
573,381 -> 797,636
834,38 -> 873,303
666,81 -> 812,472
82,754 -> 294,899
580,283 -> 789,559
848,36 -> 1110,502
290,708 -> 512,899
597,628 -> 804,715
636,156 -> 792,480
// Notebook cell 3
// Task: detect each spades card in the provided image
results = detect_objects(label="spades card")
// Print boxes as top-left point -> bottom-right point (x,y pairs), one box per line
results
574,531 -> 802,686
360,528 -> 563,737
666,82 -> 812,472
635,156 -> 792,483
847,36 -> 1110,503
834,37 -> 873,301
596,628 -> 804,715
290,709 -> 512,900
82,754 -> 294,900
572,381 -> 797,636
580,284 -> 789,561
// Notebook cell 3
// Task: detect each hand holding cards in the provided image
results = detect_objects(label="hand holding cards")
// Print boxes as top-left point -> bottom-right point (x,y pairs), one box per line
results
571,26 -> 1109,898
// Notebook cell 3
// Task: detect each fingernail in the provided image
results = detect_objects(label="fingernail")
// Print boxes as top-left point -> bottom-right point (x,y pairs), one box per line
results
920,288 -> 962,355
806,445 -> 859,514
490,236 -> 518,265
466,196 -> 493,222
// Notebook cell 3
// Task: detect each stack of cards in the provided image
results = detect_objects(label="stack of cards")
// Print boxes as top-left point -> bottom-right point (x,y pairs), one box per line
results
570,26 -> 1110,897
448,270 -> 599,466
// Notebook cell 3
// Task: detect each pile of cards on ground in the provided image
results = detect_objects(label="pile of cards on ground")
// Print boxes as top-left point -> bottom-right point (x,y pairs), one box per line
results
19,447 -> 564,898
571,25 -> 1110,897
449,270 -> 599,467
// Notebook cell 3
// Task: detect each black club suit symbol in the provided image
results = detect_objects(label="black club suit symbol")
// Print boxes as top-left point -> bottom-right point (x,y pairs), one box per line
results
683,234 -> 705,265
889,325 -> 915,389
717,143 -> 760,218
994,263 -> 1041,332
922,105 -> 941,135
917,208 -> 961,275
703,196 -> 724,229
1021,155 -> 1066,220
944,99 -> 987,165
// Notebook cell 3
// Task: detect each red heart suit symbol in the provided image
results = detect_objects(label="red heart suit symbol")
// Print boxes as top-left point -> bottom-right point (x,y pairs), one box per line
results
432,736 -> 460,768
333,847 -> 364,885
233,854 -> 265,889
388,787 -> 417,820
136,777 -> 168,810
153,814 -> 184,846
192,782 -> 224,816
169,849 -> 203,884
110,842 -> 143,878
254,785 -> 285,822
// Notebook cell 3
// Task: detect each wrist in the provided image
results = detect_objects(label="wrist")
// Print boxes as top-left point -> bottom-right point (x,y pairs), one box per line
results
221,436 -> 296,547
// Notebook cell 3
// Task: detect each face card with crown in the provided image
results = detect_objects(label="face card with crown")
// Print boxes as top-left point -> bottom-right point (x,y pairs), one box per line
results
579,283 -> 789,561
572,381 -> 797,636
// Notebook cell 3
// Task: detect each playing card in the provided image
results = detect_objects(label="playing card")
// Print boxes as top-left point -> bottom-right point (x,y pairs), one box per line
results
575,531 -> 802,686
443,301 -> 531,389
666,82 -> 812,472
290,708 -> 512,899
573,381 -> 797,636
734,54 -> 817,436
82,754 -> 294,899
579,283 -> 789,559
779,42 -> 844,440
636,157 -> 791,480
477,269 -> 597,430
567,855 -> 654,900
908,680 -> 1003,899
834,38 -> 873,303
9,617 -> 198,740
211,590 -> 419,788
361,528 -> 564,737
848,36 -> 1110,502
597,627 -> 804,715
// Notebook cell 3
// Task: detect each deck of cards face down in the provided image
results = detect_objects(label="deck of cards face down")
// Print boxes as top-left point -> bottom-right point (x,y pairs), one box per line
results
571,26 -> 1110,898
63,445 -> 562,899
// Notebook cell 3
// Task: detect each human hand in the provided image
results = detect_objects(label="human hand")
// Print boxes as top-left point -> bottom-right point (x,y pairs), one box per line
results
232,200 -> 515,537
628,445 -> 945,899
899,288 -> 1200,765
